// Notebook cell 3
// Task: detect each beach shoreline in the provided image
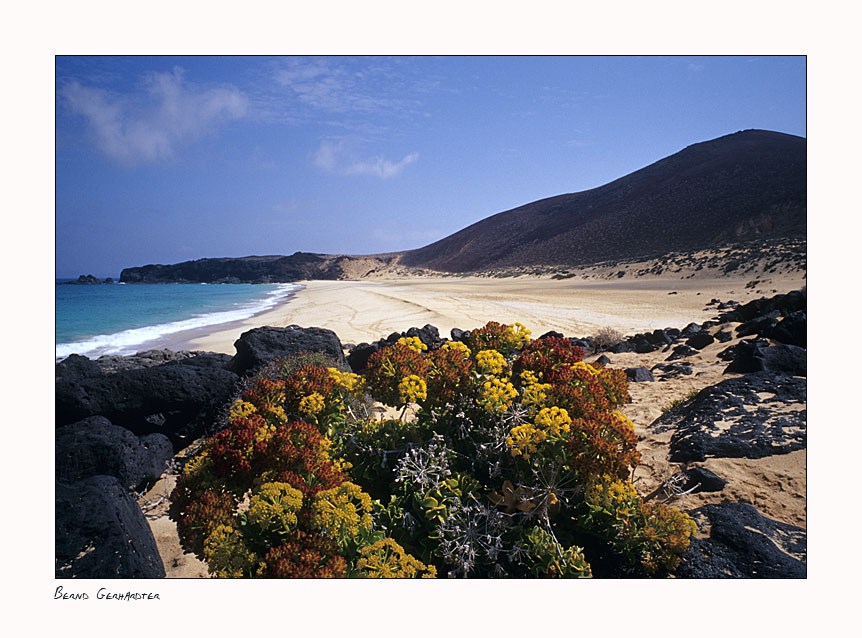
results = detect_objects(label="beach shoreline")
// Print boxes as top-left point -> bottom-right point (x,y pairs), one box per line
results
158,272 -> 806,355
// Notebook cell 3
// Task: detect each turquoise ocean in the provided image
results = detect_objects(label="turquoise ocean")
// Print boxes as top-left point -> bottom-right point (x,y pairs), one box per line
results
55,282 -> 300,361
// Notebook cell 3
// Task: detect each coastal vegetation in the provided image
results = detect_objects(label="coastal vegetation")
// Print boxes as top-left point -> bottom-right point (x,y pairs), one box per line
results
169,321 -> 696,577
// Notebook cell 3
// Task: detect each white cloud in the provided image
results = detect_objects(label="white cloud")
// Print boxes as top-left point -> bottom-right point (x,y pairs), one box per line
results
345,152 -> 418,179
311,139 -> 417,179
61,67 -> 248,165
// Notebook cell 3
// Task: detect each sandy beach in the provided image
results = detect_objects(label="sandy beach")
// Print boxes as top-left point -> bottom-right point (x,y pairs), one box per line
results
162,271 -> 806,355
135,267 -> 807,578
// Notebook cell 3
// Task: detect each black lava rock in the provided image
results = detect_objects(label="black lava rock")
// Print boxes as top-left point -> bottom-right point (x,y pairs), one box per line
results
678,503 -> 806,578
650,373 -> 806,461
595,354 -> 612,367
347,342 -> 379,373
667,344 -> 699,361
56,475 -> 166,578
686,332 -> 715,350
625,366 -> 654,382
55,416 -> 173,491
228,325 -> 347,376
724,341 -> 807,376
765,311 -> 806,348
677,467 -> 728,493
56,359 -> 239,447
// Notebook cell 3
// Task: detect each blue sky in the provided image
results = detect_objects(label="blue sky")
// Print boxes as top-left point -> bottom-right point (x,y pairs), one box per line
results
55,55 -> 806,278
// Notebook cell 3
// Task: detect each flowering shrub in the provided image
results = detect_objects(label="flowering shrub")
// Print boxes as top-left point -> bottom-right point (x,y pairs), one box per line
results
172,321 -> 695,578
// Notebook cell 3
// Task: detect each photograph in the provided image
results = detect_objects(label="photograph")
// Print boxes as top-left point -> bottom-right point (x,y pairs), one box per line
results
54,53 -> 807,584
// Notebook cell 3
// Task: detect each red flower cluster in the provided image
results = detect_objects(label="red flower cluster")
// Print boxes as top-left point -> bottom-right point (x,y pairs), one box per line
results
174,489 -> 238,556
262,530 -> 347,578
512,336 -> 585,382
259,421 -> 346,500
423,347 -> 475,409
566,412 -> 640,480
365,342 -> 429,407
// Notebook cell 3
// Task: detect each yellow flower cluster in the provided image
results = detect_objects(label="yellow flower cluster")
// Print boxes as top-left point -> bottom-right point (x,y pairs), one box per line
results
327,367 -> 365,394
521,382 -> 553,414
585,475 -> 640,521
507,423 -> 547,460
203,524 -> 263,578
354,538 -> 437,578
229,399 -> 257,421
257,403 -> 288,425
476,349 -> 506,375
255,422 -> 278,444
477,377 -> 518,413
312,482 -> 374,544
569,361 -> 600,376
298,392 -> 326,417
506,322 -> 532,350
247,482 -> 304,534
397,336 -> 428,353
441,341 -> 471,358
519,369 -> 542,386
612,410 -> 636,432
534,406 -> 572,438
398,375 -> 427,404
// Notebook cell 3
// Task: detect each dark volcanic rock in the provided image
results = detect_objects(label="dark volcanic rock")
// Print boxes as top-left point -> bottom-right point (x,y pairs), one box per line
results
625,366 -> 654,382
735,310 -> 781,338
724,340 -> 807,376
92,349 -> 231,374
228,325 -> 347,376
686,331 -> 715,350
56,360 -> 239,447
347,342 -> 379,373
681,322 -> 702,337
650,373 -> 806,462
406,324 -> 443,349
666,344 -> 698,361
678,503 -> 806,578
55,416 -> 173,491
651,362 -> 693,379
538,330 -> 565,340
450,328 -> 469,343
56,475 -> 166,578
594,354 -> 612,367
677,467 -> 728,493
714,328 -> 733,343
764,311 -> 807,348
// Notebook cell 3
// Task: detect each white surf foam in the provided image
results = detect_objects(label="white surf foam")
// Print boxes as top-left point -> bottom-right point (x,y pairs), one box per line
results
56,283 -> 301,361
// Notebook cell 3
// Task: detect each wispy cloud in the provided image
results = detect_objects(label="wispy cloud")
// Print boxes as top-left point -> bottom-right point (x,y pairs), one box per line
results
61,67 -> 248,165
312,139 -> 418,179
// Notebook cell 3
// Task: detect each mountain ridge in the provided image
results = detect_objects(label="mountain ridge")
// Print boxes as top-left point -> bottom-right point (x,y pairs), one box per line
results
119,129 -> 806,283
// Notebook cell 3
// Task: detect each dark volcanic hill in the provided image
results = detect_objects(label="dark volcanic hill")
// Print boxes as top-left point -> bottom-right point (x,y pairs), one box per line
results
120,129 -> 805,283
400,129 -> 806,272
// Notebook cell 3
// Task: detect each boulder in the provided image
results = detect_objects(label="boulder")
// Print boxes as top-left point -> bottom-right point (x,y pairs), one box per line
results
55,475 -> 166,578
677,467 -> 727,493
56,360 -> 239,447
714,328 -> 733,343
450,328 -> 469,343
735,310 -> 781,338
678,503 -> 806,578
347,342 -> 379,373
55,416 -> 173,491
594,354 -> 612,367
538,330 -> 565,340
625,366 -> 654,382
650,373 -> 806,462
651,362 -> 693,379
666,344 -> 698,361
406,324 -> 443,349
724,341 -> 807,376
686,331 -> 715,350
765,311 -> 806,348
228,325 -> 347,376
679,323 -> 701,338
